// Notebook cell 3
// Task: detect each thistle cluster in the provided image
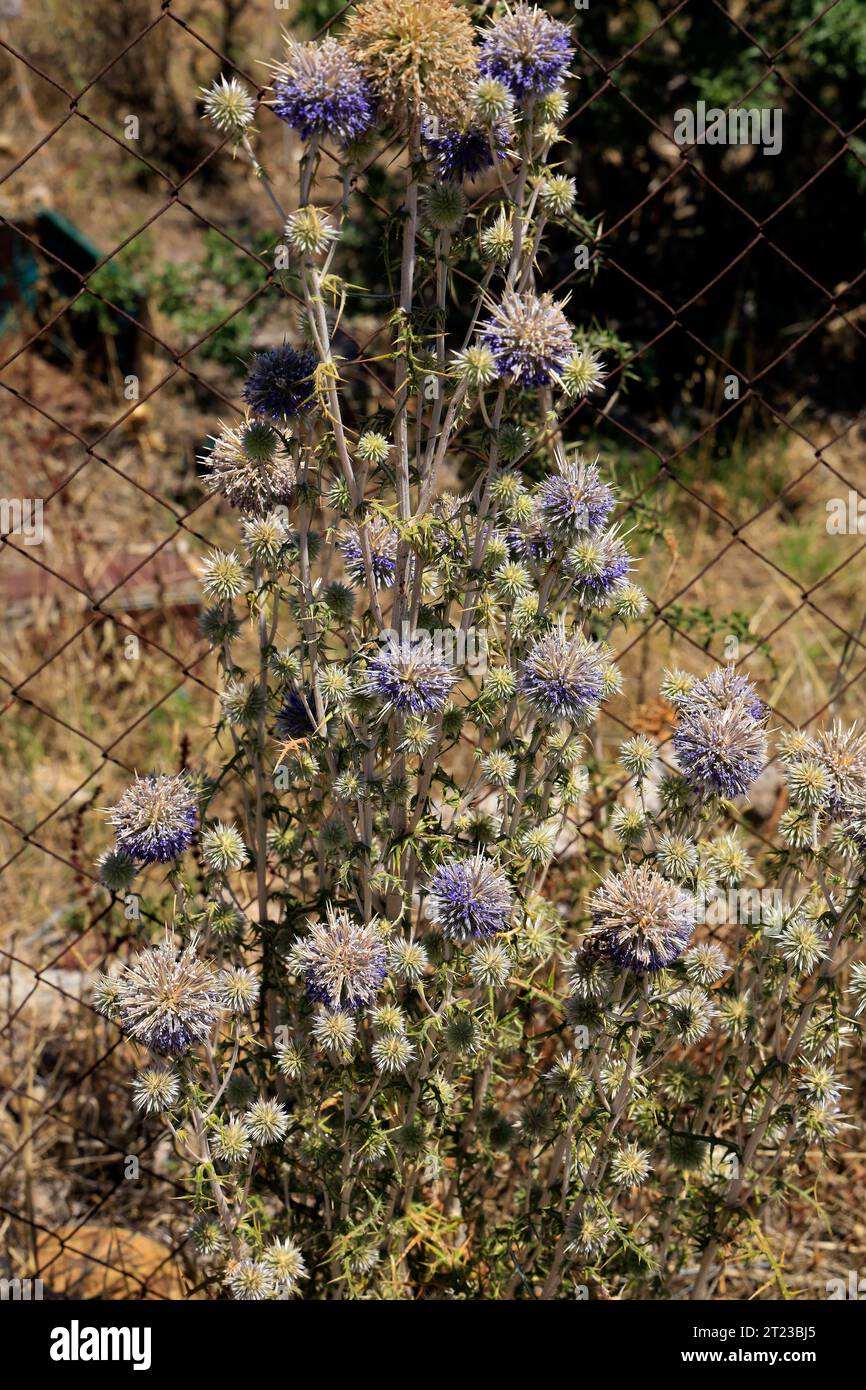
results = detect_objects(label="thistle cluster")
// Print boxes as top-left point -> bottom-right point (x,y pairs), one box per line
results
104,5 -> 866,1301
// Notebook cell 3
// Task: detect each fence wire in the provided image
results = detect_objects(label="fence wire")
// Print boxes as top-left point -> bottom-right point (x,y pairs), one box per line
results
0,0 -> 863,1298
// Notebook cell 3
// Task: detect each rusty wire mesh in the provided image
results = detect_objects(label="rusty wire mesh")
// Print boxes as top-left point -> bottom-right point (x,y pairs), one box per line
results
0,0 -> 863,1298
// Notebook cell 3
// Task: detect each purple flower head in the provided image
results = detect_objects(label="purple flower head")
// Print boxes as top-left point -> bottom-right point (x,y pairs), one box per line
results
292,905 -> 387,1011
674,669 -> 768,799
423,118 -> 509,182
362,636 -> 457,715
427,852 -> 514,941
243,344 -> 317,421
479,4 -> 573,100
589,864 -> 695,973
276,687 -> 319,741
272,38 -> 376,144
507,523 -> 554,564
103,936 -> 221,1056
518,624 -> 607,725
339,516 -> 398,588
107,773 -> 197,865
566,526 -> 631,607
537,455 -> 615,542
481,289 -> 573,386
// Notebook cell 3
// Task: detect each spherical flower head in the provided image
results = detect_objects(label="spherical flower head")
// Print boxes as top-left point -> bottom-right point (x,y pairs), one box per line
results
263,1237 -> 307,1293
566,526 -> 631,607
201,419 -> 296,517
293,905 -> 387,1011
311,1005 -> 357,1057
452,343 -> 497,389
246,1097 -> 290,1145
537,455 -> 615,541
220,966 -> 260,1014
113,936 -> 221,1056
610,1141 -> 651,1187
357,430 -> 391,465
427,851 -> 514,941
474,76 -> 515,126
345,0 -> 479,124
480,208 -> 514,267
243,343 -> 317,421
388,936 -> 429,984
271,38 -> 375,143
518,623 -> 607,725
107,773 -> 197,864
425,182 -> 467,232
469,940 -> 512,990
560,348 -> 606,399
481,289 -> 573,386
674,678 -> 768,800
362,637 -> 456,716
423,118 -> 509,182
201,74 -> 256,134
668,985 -> 716,1044
802,722 -> 866,817
96,848 -> 138,894
226,1258 -> 276,1301
131,1063 -> 181,1115
479,4 -> 573,100
285,205 -> 340,259
201,548 -> 246,603
201,820 -> 248,873
372,1033 -> 417,1074
339,516 -> 398,588
589,863 -> 695,973
537,173 -> 577,219
684,941 -> 728,986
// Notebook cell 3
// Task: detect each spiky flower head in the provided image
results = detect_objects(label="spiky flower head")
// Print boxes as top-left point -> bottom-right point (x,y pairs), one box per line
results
102,936 -> 221,1056
705,831 -> 752,886
423,119 -> 509,182
262,1237 -> 307,1292
564,1205 -> 612,1260
481,289 -> 573,386
668,986 -> 716,1044
786,722 -> 866,817
518,623 -> 608,725
474,76 -> 514,125
243,344 -> 317,421
107,773 -> 197,864
357,431 -> 391,465
683,941 -> 728,986
246,1098 -> 290,1145
452,343 -> 497,389
610,1141 -> 651,1187
362,637 -> 456,715
220,966 -> 260,1014
388,936 -> 429,984
345,0 -> 478,123
655,833 -> 698,881
479,4 -> 572,99
201,74 -> 256,134
537,455 -> 615,541
427,851 -> 514,941
619,734 -> 656,781
275,685 -> 319,740
425,182 -> 467,232
131,1064 -> 181,1115
201,821 -> 248,874
201,548 -> 246,603
560,348 -> 606,398
271,38 -> 375,143
588,863 -> 695,973
96,848 -> 138,894
480,208 -> 514,267
566,526 -> 631,607
311,1005 -> 357,1056
226,1259 -> 276,1301
339,516 -> 398,588
291,905 -> 387,1011
372,1033 -> 417,1074
673,666 -> 768,798
201,420 -> 296,517
285,205 -> 340,258
469,940 -> 512,990
538,173 -> 577,218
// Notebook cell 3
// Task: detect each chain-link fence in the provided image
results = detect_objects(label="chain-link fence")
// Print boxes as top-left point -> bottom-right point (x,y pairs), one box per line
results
1,0 -> 863,1298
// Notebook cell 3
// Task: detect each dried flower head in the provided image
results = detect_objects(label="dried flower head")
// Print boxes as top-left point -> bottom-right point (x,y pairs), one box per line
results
589,863 -> 695,973
345,0 -> 478,123
201,420 -> 296,516
292,905 -> 387,1011
104,936 -> 221,1056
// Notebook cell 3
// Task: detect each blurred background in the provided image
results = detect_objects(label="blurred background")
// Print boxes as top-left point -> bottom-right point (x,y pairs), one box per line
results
0,0 -> 863,1298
